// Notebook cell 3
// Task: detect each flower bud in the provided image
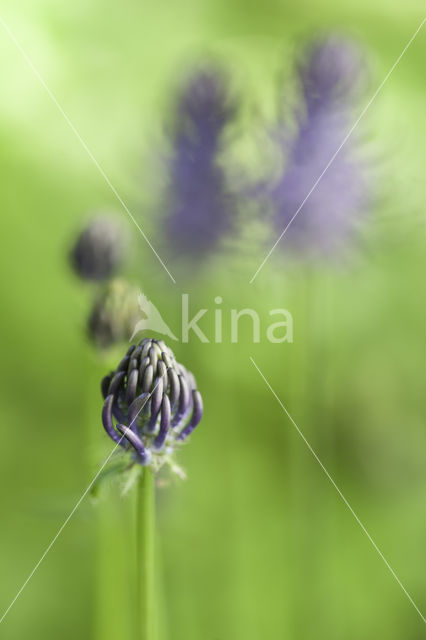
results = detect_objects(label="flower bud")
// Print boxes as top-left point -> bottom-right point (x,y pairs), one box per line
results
88,279 -> 140,348
70,215 -> 125,281
101,338 -> 203,469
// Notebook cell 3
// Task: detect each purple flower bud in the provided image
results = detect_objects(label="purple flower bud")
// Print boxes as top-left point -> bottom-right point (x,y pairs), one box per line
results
70,215 -> 125,281
265,35 -> 371,255
101,338 -> 203,468
164,65 -> 237,259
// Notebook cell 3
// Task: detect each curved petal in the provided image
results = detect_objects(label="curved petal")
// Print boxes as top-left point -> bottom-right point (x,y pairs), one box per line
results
116,424 -> 149,463
126,369 -> 139,406
154,396 -> 171,449
179,390 -> 203,440
102,394 -> 124,446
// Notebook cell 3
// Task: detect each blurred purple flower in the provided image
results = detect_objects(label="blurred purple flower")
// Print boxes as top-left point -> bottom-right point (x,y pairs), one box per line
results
266,35 -> 370,255
164,66 -> 237,258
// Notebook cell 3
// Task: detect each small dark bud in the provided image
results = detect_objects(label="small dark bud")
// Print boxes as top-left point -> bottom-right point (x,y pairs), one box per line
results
70,215 -> 125,281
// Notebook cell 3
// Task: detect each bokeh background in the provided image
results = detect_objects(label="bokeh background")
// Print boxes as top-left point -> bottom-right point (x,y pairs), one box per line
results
0,1 -> 425,639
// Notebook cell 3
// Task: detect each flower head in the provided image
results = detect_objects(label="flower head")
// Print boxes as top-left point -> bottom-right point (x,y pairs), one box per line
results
164,65 -> 237,258
297,35 -> 367,113
70,215 -> 125,281
101,338 -> 203,469
266,35 -> 370,255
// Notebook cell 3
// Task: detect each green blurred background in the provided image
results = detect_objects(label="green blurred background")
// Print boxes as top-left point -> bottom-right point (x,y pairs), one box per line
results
0,1 -> 425,639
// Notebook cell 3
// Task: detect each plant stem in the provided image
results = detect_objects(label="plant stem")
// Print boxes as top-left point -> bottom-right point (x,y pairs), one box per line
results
88,358 -> 134,640
137,467 -> 155,640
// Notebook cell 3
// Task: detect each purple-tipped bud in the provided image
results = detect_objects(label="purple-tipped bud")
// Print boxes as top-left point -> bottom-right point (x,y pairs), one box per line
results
70,215 -> 125,281
101,338 -> 203,469
265,35 -> 370,255
164,65 -> 237,259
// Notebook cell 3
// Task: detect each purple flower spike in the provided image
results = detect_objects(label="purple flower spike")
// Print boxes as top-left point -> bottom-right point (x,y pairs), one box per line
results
100,337 -> 203,469
164,65 -> 237,259
265,35 -> 370,255
298,36 -> 367,111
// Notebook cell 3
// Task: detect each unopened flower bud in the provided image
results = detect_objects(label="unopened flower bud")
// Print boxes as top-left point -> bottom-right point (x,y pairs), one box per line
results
88,279 -> 140,348
101,338 -> 203,470
70,215 -> 125,281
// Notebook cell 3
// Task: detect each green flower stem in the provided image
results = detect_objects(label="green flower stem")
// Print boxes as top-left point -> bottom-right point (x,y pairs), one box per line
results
137,467 -> 156,640
96,490 -> 134,640
88,357 -> 134,640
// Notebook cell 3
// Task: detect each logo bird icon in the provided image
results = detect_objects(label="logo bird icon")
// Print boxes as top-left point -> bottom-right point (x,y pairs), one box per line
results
130,293 -> 178,342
